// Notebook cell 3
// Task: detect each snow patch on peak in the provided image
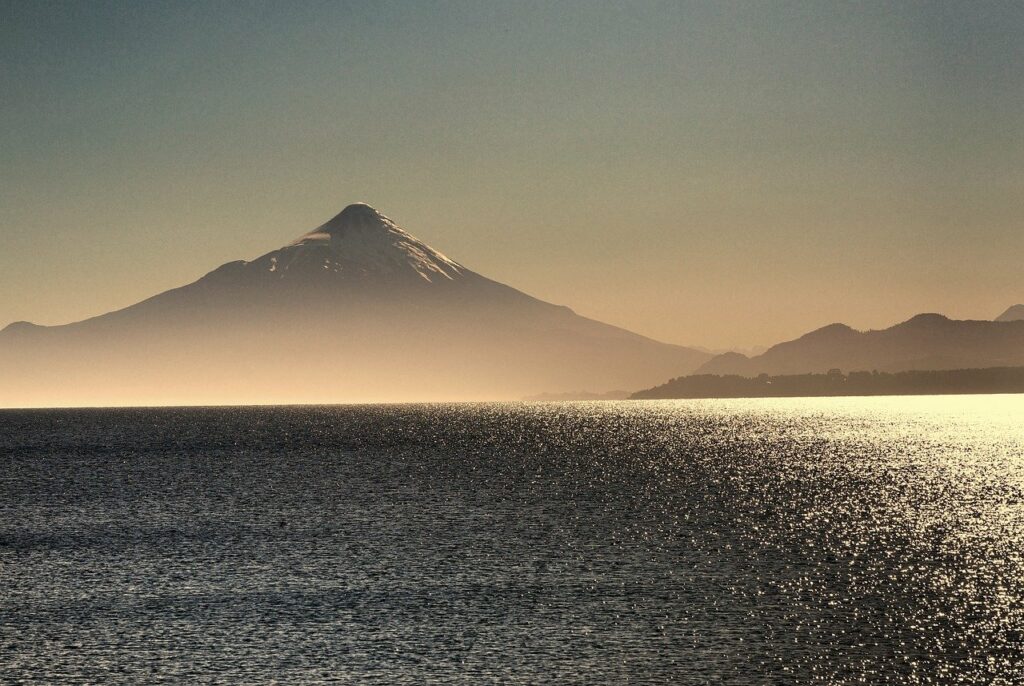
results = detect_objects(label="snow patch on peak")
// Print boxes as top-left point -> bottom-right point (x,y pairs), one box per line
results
301,203 -> 397,240
331,202 -> 383,223
287,204 -> 465,283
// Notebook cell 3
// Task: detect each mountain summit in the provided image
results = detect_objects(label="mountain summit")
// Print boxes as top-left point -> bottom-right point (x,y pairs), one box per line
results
996,304 -> 1024,322
314,202 -> 410,240
0,203 -> 710,406
281,203 -> 466,283
197,203 -> 466,290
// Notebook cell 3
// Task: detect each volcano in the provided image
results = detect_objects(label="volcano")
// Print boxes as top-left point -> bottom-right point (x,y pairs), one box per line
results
0,203 -> 709,406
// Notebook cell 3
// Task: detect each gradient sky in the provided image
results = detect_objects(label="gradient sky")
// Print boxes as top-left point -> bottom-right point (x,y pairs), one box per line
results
2,1 -> 1022,349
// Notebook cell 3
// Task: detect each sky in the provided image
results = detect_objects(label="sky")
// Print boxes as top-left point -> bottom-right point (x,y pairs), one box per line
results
1,0 -> 1022,349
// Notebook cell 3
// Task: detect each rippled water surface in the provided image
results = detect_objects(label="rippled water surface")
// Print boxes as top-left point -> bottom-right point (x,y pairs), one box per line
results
1,397 -> 1022,684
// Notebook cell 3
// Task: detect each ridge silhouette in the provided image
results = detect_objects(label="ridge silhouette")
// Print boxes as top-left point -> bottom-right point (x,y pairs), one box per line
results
632,366 -> 1024,399
696,314 -> 1024,377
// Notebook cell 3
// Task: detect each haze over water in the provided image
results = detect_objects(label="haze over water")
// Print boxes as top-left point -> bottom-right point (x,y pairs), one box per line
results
2,396 -> 1021,683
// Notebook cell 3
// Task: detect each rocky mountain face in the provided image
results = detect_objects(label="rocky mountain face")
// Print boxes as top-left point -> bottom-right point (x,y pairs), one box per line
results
0,204 -> 710,406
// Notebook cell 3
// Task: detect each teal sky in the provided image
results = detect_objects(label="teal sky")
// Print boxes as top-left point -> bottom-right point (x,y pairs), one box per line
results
2,1 -> 1022,348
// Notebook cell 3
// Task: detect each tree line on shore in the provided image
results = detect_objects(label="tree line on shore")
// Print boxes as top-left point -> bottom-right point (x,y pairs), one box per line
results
631,366 -> 1024,399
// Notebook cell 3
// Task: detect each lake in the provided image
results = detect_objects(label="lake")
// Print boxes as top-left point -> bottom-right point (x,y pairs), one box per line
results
1,397 -> 1022,683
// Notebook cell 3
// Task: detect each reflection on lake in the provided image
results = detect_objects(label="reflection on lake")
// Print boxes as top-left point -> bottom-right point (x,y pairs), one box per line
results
1,396 -> 1022,683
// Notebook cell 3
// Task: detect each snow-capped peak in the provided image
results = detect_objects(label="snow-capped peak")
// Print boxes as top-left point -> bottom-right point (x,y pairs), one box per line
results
271,203 -> 466,283
315,203 -> 393,237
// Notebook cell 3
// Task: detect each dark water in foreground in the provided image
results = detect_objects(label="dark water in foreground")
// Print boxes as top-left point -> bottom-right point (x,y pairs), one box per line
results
1,398 -> 1022,684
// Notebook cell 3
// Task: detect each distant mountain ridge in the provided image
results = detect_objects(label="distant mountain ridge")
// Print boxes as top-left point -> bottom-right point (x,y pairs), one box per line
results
996,304 -> 1024,322
0,203 -> 710,406
695,313 -> 1024,377
633,366 -> 1024,400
